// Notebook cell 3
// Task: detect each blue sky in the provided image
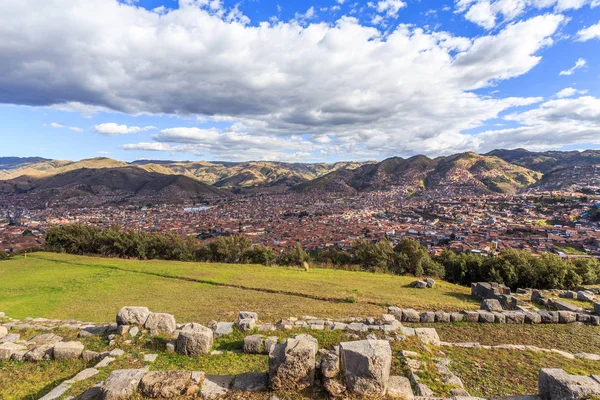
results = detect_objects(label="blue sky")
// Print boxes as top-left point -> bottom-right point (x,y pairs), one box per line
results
1,0 -> 599,162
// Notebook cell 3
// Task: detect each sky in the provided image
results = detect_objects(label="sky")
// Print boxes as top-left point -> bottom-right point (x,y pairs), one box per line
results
1,0 -> 599,163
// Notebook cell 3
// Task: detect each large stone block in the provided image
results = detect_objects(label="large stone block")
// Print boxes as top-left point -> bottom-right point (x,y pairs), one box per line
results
100,369 -> 148,400
116,306 -> 150,326
54,341 -> 85,360
139,371 -> 196,398
144,313 -> 177,335
269,334 -> 318,390
539,368 -> 600,400
401,309 -> 420,323
177,323 -> 213,356
481,299 -> 503,312
339,340 -> 392,396
414,328 -> 440,346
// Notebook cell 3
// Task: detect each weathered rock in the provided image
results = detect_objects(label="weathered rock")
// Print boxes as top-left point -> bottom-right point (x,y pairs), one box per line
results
387,375 -> 414,399
339,339 -> 391,396
577,313 -> 592,324
420,312 -> 435,323
388,306 -> 403,320
144,313 -> 177,335
425,278 -> 435,288
269,334 -> 318,390
100,369 -> 148,400
577,291 -> 596,302
481,299 -> 503,312
401,309 -> 420,323
347,322 -> 368,332
462,311 -> 479,322
239,311 -> 258,321
0,342 -> 26,360
594,302 -> 600,315
505,311 -> 525,324
54,341 -> 85,360
176,323 -> 213,356
231,372 -> 268,392
237,318 -> 256,332
321,351 -> 340,378
213,322 -> 234,338
0,333 -> 20,343
525,312 -> 542,324
434,310 -> 450,323
381,314 -> 396,323
39,382 -> 72,400
24,343 -> 55,361
478,310 -> 495,323
94,356 -> 116,368
68,368 -> 100,383
324,378 -> 346,397
243,334 -> 264,354
539,368 -> 600,400
558,311 -> 577,324
117,325 -> 130,336
0,326 -> 7,338
549,299 -> 583,313
200,375 -> 232,400
414,328 -> 441,346
139,370 -> 195,398
450,313 -> 464,322
532,290 -> 549,305
129,326 -> 140,337
411,280 -> 428,289
539,310 -> 559,324
493,312 -> 506,324
263,336 -> 278,354
116,306 -> 150,326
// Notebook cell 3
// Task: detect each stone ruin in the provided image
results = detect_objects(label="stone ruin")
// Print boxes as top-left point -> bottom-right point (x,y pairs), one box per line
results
4,302 -> 600,399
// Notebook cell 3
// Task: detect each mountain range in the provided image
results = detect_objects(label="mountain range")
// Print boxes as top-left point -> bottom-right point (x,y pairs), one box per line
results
0,149 -> 598,203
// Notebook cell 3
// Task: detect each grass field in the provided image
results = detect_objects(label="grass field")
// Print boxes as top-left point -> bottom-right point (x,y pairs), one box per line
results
0,252 -> 476,323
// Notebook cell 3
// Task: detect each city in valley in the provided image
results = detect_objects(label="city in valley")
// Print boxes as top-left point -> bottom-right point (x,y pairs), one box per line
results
1,152 -> 599,259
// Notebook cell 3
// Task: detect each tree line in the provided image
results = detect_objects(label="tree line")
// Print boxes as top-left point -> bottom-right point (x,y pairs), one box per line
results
43,224 -> 600,289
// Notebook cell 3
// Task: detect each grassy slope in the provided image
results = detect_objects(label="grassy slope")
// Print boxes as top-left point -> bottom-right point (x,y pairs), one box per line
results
0,253 -> 476,323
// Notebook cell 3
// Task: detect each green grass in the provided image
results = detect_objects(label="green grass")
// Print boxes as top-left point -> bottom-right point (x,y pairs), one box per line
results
446,347 -> 600,397
419,322 -> 600,354
0,359 -> 87,400
0,252 -> 476,323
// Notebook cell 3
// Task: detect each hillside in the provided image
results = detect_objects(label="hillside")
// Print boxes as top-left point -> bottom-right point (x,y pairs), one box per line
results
0,157 -> 127,180
487,148 -> 600,173
0,157 -> 367,188
295,152 -> 542,195
0,166 -> 223,202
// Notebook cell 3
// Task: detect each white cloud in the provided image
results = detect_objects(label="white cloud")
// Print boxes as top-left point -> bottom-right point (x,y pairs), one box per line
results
475,96 -> 600,151
121,127 -> 320,161
455,0 -> 596,29
376,0 -> 407,18
577,21 -> 600,41
46,122 -> 83,132
555,87 -> 587,97
0,1 -> 572,159
559,58 -> 586,75
93,123 -> 157,135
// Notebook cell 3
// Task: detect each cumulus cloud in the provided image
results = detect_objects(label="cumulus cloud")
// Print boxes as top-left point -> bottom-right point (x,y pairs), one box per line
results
577,20 -> 600,41
376,0 -> 407,17
455,0 -> 596,29
474,96 -> 600,151
121,127 -> 321,161
93,123 -> 157,135
46,122 -> 83,132
559,58 -> 586,75
0,0 -> 578,159
555,87 -> 587,97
